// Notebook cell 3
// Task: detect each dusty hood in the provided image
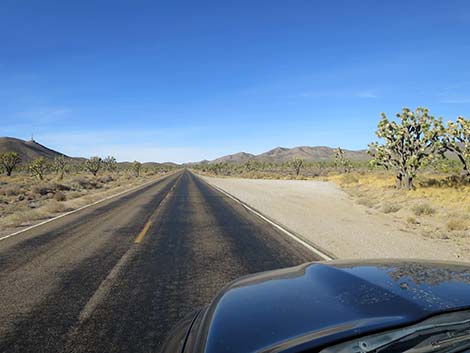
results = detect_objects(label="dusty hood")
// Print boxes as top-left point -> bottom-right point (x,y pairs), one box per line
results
195,259 -> 470,353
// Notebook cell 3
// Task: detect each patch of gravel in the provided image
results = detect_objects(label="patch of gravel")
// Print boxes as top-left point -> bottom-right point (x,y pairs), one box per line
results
201,176 -> 467,262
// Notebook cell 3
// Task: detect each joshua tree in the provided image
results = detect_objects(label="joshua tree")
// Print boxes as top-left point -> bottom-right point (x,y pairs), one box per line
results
103,156 -> 117,172
53,155 -> 68,180
29,157 -> 48,180
0,152 -> 21,176
369,107 -> 444,190
443,116 -> 470,177
85,156 -> 102,176
291,157 -> 304,176
132,160 -> 142,177
334,147 -> 352,173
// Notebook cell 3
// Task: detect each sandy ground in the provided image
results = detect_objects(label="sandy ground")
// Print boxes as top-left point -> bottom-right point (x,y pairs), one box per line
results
201,176 -> 469,262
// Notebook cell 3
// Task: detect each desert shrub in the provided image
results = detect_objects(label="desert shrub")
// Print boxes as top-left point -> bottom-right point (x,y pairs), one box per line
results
446,218 -> 468,231
2,185 -> 22,196
419,175 -> 470,188
382,203 -> 402,214
71,178 -> 100,190
418,178 -> 442,188
98,175 -> 113,183
33,184 -> 54,196
54,191 -> 66,201
412,203 -> 436,216
52,183 -> 71,191
406,216 -> 418,224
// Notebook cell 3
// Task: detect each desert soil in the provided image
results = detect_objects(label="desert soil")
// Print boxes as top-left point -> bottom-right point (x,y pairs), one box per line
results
201,175 -> 469,262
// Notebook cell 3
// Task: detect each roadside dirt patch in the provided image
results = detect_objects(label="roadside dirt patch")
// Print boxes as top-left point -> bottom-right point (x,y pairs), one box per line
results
201,176 -> 469,262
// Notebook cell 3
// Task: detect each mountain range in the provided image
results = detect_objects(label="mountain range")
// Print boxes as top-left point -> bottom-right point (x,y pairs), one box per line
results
1,137 -> 369,165
207,146 -> 368,164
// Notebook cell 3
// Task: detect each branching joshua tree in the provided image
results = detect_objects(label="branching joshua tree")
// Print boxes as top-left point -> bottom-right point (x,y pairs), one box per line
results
0,152 -> 21,176
291,157 -> 304,176
85,156 -> 102,176
132,160 -> 142,177
53,155 -> 69,180
29,157 -> 48,180
103,156 -> 117,172
334,147 -> 352,173
443,116 -> 470,177
368,107 -> 445,190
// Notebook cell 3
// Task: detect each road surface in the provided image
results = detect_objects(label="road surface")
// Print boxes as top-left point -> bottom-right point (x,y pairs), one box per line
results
0,170 -> 320,353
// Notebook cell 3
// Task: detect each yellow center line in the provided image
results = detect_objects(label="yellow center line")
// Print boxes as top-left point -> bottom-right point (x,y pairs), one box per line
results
133,178 -> 181,244
134,220 -> 153,244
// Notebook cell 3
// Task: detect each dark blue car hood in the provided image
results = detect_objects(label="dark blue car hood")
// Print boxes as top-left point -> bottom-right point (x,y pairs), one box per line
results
192,259 -> 470,353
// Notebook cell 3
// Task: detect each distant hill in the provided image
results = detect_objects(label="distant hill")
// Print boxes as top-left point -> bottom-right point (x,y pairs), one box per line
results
211,152 -> 255,164
256,146 -> 368,162
142,161 -> 179,167
0,137 -> 68,163
206,146 -> 368,164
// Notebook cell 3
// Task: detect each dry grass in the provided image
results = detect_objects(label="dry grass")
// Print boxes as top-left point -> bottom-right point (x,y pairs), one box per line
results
326,171 -> 470,240
339,173 -> 359,185
447,218 -> 469,231
2,210 -> 43,227
43,200 -> 68,214
406,216 -> 418,224
412,203 -> 436,216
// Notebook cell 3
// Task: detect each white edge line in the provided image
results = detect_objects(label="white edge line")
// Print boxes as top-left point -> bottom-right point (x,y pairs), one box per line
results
77,246 -> 136,323
202,178 -> 334,261
0,171 -> 179,242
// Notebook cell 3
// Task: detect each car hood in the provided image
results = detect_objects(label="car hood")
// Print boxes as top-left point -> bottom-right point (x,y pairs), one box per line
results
193,259 -> 470,353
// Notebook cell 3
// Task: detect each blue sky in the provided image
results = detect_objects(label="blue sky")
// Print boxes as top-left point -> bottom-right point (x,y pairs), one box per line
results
1,0 -> 470,163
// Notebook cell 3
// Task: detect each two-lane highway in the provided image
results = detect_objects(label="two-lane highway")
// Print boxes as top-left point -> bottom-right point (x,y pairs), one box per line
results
0,170 -> 320,353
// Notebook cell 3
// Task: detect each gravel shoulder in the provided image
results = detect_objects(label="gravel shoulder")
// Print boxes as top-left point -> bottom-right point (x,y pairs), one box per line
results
201,175 -> 467,262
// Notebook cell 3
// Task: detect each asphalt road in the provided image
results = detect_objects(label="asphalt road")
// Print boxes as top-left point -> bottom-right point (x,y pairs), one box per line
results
0,170 -> 320,353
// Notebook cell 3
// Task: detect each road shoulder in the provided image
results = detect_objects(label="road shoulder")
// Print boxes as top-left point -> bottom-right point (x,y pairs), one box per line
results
200,175 -> 467,262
